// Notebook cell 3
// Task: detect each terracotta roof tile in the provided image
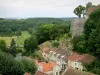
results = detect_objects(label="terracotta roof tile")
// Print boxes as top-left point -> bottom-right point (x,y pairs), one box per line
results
68,53 -> 95,64
64,68 -> 95,75
35,60 -> 56,72
24,72 -> 31,75
35,71 -> 48,75
68,53 -> 84,62
87,6 -> 100,15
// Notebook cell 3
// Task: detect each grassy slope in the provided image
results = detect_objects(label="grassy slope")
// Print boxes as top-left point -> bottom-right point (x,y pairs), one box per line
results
16,31 -> 31,45
0,31 -> 31,46
0,36 -> 17,45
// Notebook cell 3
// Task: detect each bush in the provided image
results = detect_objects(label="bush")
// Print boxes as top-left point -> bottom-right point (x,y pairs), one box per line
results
0,51 -> 24,75
21,57 -> 37,74
51,40 -> 60,48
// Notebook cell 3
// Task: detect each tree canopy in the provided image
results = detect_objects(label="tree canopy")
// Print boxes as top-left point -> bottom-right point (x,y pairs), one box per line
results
74,5 -> 85,18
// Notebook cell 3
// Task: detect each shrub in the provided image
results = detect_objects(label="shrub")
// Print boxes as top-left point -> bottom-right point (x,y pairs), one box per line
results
51,40 -> 60,48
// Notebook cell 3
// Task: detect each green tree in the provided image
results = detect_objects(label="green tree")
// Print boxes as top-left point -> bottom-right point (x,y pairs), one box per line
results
51,40 -> 60,48
74,5 -> 86,18
24,35 -> 38,53
0,51 -> 24,75
21,57 -> 36,74
86,2 -> 93,9
9,39 -> 17,56
0,40 -> 6,52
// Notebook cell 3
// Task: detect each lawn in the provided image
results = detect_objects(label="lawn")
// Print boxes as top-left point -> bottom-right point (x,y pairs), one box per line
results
0,36 -> 17,46
0,31 -> 31,46
16,31 -> 31,45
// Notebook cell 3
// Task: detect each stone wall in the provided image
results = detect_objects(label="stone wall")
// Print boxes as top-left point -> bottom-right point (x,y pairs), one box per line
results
70,19 -> 86,38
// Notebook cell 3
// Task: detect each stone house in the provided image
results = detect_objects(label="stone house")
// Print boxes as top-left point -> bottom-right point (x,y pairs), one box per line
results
67,52 -> 95,71
40,47 -> 68,75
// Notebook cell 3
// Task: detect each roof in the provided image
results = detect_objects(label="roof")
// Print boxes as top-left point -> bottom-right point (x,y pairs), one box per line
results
34,71 -> 48,75
87,5 -> 100,15
42,47 -> 51,53
24,72 -> 31,75
68,53 -> 95,64
79,54 -> 95,64
64,68 -> 95,75
34,60 -> 56,72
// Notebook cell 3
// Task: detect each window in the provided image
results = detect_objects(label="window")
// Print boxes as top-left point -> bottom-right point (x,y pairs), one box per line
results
56,72 -> 58,75
75,67 -> 78,70
75,63 -> 77,66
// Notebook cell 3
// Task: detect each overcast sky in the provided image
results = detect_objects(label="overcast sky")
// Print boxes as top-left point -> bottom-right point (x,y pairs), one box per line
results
0,0 -> 100,18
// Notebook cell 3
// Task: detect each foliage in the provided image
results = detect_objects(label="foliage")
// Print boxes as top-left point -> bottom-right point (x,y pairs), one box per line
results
0,18 -> 69,36
85,59 -> 100,75
21,57 -> 36,74
35,24 -> 70,44
73,7 -> 100,75
86,2 -> 96,9
31,50 -> 45,61
51,40 -> 60,48
0,40 -> 6,52
8,39 -> 17,56
84,8 -> 100,57
86,2 -> 93,9
24,35 -> 38,53
0,51 -> 24,75
74,5 -> 85,18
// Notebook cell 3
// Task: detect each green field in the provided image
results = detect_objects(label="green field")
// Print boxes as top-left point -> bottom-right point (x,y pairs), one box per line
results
16,31 -> 31,45
0,31 -> 31,46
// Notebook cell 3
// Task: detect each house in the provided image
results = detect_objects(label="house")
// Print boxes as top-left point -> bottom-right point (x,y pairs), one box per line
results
85,5 -> 100,19
40,47 -> 68,75
63,68 -> 95,75
34,60 -> 56,75
68,52 -> 95,71
34,71 -> 48,75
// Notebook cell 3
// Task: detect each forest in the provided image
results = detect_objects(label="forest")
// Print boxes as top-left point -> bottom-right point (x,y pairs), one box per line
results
0,18 -> 71,75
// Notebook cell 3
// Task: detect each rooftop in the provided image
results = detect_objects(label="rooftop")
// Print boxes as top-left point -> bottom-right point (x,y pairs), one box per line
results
34,60 -> 56,72
34,71 -> 48,75
87,5 -> 100,15
64,68 -> 95,75
68,52 -> 95,64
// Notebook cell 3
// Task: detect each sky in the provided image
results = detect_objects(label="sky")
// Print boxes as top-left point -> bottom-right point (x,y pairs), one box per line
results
0,0 -> 100,18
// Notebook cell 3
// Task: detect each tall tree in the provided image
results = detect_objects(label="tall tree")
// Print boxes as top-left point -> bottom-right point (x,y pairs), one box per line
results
0,40 -> 6,52
86,2 -> 93,9
9,39 -> 17,56
74,5 -> 86,18
24,35 -> 38,53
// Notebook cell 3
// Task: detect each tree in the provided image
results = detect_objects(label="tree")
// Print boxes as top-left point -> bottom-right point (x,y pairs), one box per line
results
9,39 -> 17,56
51,40 -> 60,48
74,5 -> 86,18
0,40 -> 6,52
21,57 -> 36,74
24,35 -> 38,53
0,51 -> 24,75
86,2 -> 93,9
10,38 -> 16,47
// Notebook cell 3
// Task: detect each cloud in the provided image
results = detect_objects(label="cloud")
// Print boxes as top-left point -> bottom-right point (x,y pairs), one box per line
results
0,0 -> 100,18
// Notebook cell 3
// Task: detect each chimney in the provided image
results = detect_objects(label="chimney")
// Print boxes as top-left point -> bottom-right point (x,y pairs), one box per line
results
56,54 -> 60,61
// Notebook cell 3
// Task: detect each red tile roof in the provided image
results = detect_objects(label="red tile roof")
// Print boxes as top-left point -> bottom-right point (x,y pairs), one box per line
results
64,68 -> 95,75
68,53 -> 95,64
24,72 -> 31,75
34,71 -> 48,75
34,60 -> 56,72
68,53 -> 84,62
87,5 -> 100,15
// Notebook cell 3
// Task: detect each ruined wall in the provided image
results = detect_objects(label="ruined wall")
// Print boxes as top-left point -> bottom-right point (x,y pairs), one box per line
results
70,19 -> 86,38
